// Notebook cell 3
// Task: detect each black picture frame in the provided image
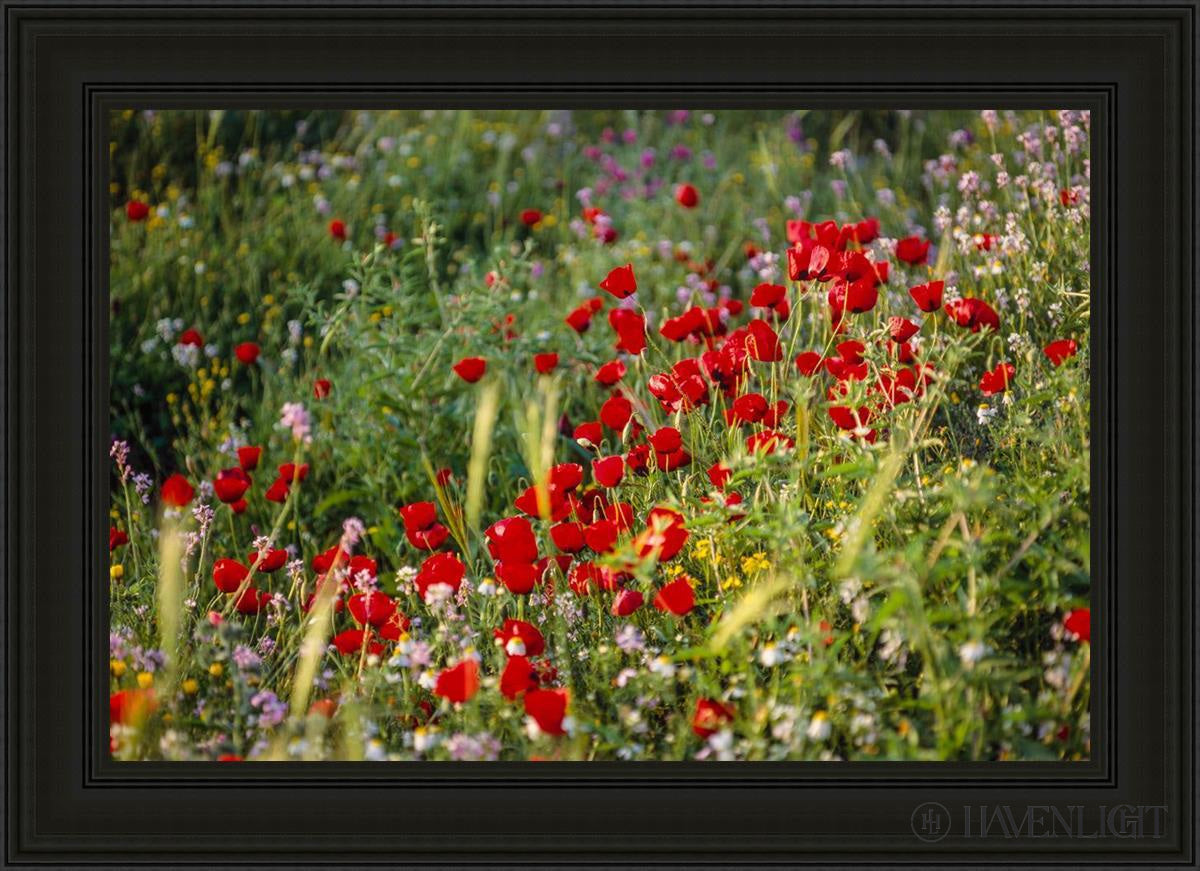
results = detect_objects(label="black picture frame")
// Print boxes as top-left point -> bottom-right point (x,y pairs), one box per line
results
2,1 -> 1195,865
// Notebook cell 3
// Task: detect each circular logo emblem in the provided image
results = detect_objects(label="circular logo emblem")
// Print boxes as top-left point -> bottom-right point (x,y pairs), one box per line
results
911,802 -> 952,842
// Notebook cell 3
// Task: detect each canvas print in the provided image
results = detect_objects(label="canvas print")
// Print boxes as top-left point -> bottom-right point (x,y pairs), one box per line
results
107,109 -> 1091,762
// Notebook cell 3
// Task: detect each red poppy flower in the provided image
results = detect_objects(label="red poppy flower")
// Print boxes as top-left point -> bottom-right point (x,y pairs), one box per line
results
909,280 -> 944,313
746,430 -> 794,454
600,394 -> 633,431
495,560 -> 544,594
979,361 -> 1015,396
524,687 -> 569,735
332,629 -> 385,657
329,219 -> 347,241
653,576 -> 696,615
691,697 -> 735,737
379,609 -> 412,642
520,208 -> 542,227
109,527 -> 129,551
674,183 -> 700,209
534,352 -> 559,373
592,456 -> 625,488
565,302 -> 597,333
110,688 -> 157,726
349,554 -> 378,580
234,342 -> 260,365
160,473 -> 194,508
653,447 -> 691,472
236,445 -> 261,472
646,426 -> 681,454
730,393 -> 768,425
212,558 -> 249,594
313,378 -> 332,399
611,588 -> 644,617
500,655 -> 539,700
707,461 -> 732,489
853,217 -> 880,245
348,591 -> 397,627
234,587 -> 270,615
599,264 -> 637,299
583,519 -> 619,553
625,444 -> 651,475
494,618 -> 545,657
407,524 -> 449,551
213,467 -> 251,504
178,328 -> 204,347
125,200 -> 151,222
827,275 -> 879,317
1043,339 -> 1079,366
895,235 -> 931,265
1063,608 -> 1090,643
887,317 -> 920,343
399,501 -> 438,531
547,460 -> 583,494
793,351 -> 824,376
828,404 -> 872,432
746,319 -> 783,362
453,356 -> 487,383
659,307 -> 705,343
414,551 -> 465,599
311,545 -> 349,575
594,359 -> 627,386
633,507 -> 689,561
944,297 -> 1000,332
550,519 -> 586,553
605,501 -> 635,531
890,340 -> 917,364
434,659 -> 481,704
786,241 -> 832,282
264,477 -> 289,503
609,308 -> 647,355
278,462 -> 309,484
247,548 -> 287,573
485,516 -> 539,563
750,282 -> 790,320
573,420 -> 603,448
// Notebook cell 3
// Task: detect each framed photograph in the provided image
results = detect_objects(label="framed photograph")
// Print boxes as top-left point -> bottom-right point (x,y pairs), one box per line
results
4,1 -> 1195,866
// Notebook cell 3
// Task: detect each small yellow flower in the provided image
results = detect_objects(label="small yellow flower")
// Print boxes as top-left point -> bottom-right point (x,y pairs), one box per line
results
720,575 -> 743,591
237,312 -> 251,325
263,293 -> 275,305
181,678 -> 199,695
740,552 -> 770,575
406,155 -> 421,169
110,659 -> 127,677
208,662 -> 224,678
110,564 -> 124,580
136,672 -> 154,689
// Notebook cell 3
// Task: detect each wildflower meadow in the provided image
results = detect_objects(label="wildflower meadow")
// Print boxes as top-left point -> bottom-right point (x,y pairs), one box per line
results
108,109 -> 1092,762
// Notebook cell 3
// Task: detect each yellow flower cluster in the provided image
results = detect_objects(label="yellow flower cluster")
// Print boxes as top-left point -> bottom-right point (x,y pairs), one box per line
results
740,552 -> 770,575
